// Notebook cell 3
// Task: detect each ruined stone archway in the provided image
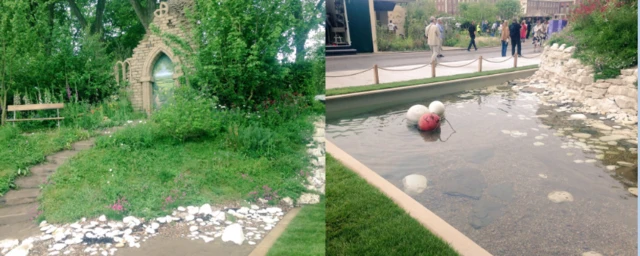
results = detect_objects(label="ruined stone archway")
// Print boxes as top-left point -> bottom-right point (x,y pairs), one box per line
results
113,0 -> 193,114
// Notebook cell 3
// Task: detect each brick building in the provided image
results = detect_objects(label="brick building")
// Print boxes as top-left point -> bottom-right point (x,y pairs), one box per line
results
524,0 -> 573,18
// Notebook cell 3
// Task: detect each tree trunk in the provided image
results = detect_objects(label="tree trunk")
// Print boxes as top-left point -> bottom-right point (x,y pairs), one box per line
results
90,0 -> 107,37
68,0 -> 88,29
130,0 -> 151,31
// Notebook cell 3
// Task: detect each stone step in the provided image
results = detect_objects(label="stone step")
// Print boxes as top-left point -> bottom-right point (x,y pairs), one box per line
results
72,138 -> 95,151
45,150 -> 79,164
0,203 -> 37,225
1,189 -> 40,206
29,164 -> 58,175
14,174 -> 48,189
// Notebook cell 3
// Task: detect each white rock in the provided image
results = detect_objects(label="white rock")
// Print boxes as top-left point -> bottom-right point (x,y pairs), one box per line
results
51,243 -> 67,251
0,239 -> 19,250
200,236 -> 214,243
250,205 -> 259,210
189,226 -> 199,232
280,198 -> 294,207
298,193 -> 320,205
569,114 -> 587,120
52,228 -> 66,242
199,204 -> 213,216
221,224 -> 245,245
548,191 -> 574,203
582,251 -> 603,256
266,207 -> 282,214
533,142 -> 544,146
122,216 -> 140,226
178,206 -> 186,212
237,207 -> 250,215
187,206 -> 200,215
151,222 -> 160,230
406,105 -> 430,125
157,217 -> 166,224
402,174 -> 428,195
606,165 -> 617,171
145,227 -> 156,234
98,215 -> 107,222
428,101 -> 445,117
185,215 -> 195,222
628,188 -> 638,196
39,221 -> 48,228
539,174 -> 548,179
41,235 -> 53,241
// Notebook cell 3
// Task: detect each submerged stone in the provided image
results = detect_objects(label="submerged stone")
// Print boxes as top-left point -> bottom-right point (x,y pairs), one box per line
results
548,191 -> 574,203
469,198 -> 505,230
402,174 -> 428,195
442,168 -> 486,200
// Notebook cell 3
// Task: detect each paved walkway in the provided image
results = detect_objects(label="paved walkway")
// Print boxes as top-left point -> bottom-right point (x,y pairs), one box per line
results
326,54 -> 541,89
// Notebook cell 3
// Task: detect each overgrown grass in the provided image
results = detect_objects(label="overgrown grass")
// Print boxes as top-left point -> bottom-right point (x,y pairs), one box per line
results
267,199 -> 326,256
38,87 -> 319,223
452,35 -> 502,48
326,155 -> 459,256
0,126 -> 90,196
326,65 -> 539,96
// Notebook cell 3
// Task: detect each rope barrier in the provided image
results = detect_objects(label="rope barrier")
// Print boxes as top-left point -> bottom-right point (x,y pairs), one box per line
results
378,63 -> 430,72
326,67 -> 374,78
437,58 -> 479,68
483,56 -> 514,63
520,53 -> 543,59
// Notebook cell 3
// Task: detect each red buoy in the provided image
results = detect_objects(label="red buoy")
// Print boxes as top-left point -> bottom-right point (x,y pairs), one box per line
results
418,113 -> 440,131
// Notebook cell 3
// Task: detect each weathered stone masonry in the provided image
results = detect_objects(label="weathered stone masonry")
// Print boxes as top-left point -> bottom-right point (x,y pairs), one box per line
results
114,0 -> 193,114
532,43 -> 638,124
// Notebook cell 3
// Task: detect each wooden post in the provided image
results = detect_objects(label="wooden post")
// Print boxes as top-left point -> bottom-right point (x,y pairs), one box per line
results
431,60 -> 436,78
373,64 -> 379,84
478,56 -> 483,72
514,53 -> 518,68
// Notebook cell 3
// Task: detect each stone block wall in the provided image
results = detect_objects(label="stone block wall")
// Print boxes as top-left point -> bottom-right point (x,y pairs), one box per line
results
116,1 -> 194,114
532,43 -> 638,121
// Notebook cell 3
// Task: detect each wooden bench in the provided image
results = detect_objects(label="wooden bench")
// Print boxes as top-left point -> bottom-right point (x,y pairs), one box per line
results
7,103 -> 65,127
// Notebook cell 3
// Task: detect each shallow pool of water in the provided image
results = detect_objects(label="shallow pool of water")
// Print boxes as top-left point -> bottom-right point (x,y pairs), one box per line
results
327,85 -> 638,255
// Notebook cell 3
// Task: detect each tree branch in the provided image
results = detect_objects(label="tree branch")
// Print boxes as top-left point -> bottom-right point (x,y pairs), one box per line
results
68,0 -> 88,29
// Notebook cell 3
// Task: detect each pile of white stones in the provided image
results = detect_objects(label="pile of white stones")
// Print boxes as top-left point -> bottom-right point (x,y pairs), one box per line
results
1,203 -> 288,256
297,116 -> 325,205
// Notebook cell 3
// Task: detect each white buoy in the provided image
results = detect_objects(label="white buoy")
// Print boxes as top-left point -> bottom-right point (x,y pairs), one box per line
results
429,101 -> 445,118
402,174 -> 428,195
406,105 -> 429,125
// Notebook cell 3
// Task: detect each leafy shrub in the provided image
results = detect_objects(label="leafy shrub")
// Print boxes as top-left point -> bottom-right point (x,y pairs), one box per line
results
151,86 -> 222,142
561,0 -> 638,80
95,123 -> 157,150
0,125 -> 19,142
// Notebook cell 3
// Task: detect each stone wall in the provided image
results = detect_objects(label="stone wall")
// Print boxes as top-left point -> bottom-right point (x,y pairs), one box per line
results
115,0 -> 193,114
531,43 -> 638,124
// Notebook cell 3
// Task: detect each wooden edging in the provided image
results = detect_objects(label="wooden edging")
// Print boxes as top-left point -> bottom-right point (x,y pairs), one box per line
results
327,140 -> 493,256
248,208 -> 302,256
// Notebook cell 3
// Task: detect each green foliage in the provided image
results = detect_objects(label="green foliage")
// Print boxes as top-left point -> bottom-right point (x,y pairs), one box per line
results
60,90 -> 145,131
459,2 -> 498,23
495,0 -> 521,20
151,86 -> 221,142
568,1 -> 637,80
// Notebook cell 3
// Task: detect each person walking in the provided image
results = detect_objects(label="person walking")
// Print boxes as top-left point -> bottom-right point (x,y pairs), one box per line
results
491,21 -> 498,37
520,20 -> 527,43
437,18 -> 445,58
532,20 -> 544,51
388,20 -> 397,35
476,22 -> 481,36
526,18 -> 532,39
500,20 -> 510,57
425,17 -> 441,64
509,19 -> 522,57
467,21 -> 478,51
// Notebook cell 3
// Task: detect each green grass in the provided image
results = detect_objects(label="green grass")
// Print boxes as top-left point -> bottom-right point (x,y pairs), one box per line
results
267,199 -> 326,256
326,154 -> 459,256
38,113 -> 316,223
0,126 -> 91,196
326,65 -> 539,96
453,36 -> 501,48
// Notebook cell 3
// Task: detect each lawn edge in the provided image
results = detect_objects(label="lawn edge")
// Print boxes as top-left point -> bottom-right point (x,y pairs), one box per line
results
326,140 -> 493,256
249,207 -> 302,256
326,65 -> 539,96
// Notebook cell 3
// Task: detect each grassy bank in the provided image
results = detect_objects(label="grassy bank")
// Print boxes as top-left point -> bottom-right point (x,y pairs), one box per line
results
39,88 -> 320,223
0,126 -> 91,196
267,200 -> 326,256
326,155 -> 459,256
327,65 -> 538,96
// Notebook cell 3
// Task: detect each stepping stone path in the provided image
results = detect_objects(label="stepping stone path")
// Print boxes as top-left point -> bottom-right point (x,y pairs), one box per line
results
0,137 -> 98,241
0,116 -> 326,256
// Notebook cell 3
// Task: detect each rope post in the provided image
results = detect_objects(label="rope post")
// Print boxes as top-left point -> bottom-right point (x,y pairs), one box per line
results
373,64 -> 379,84
478,56 -> 483,72
431,60 -> 436,78
514,53 -> 518,68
